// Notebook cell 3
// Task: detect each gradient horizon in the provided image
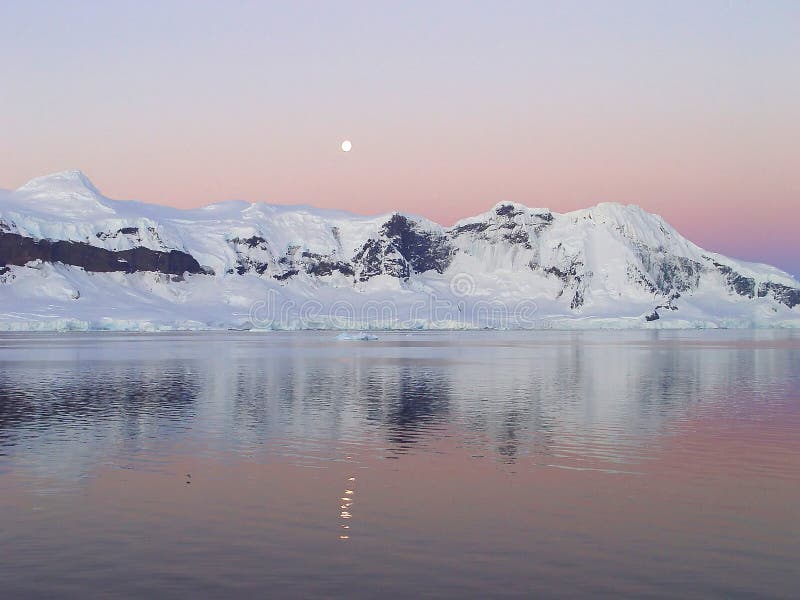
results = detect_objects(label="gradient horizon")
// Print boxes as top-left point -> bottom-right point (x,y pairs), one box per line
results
1,1 -> 798,274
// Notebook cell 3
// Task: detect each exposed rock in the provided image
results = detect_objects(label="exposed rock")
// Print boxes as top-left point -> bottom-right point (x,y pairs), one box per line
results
229,235 -> 272,276
96,227 -> 141,242
570,289 -> 585,310
541,255 -> 590,309
381,214 -> 452,274
503,230 -> 531,248
636,244 -> 703,294
544,265 -> 569,280
300,251 -> 355,277
273,269 -> 299,281
712,262 -> 756,298
494,204 -> 523,218
234,235 -> 267,248
352,238 -> 410,282
449,204 -> 550,250
645,291 -> 682,321
451,221 -> 490,236
0,231 -> 203,275
626,263 -> 658,294
3,174 -> 799,324
758,282 -> 800,308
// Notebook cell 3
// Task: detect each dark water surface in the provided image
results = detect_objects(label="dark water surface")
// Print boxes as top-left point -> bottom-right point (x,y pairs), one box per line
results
1,330 -> 798,599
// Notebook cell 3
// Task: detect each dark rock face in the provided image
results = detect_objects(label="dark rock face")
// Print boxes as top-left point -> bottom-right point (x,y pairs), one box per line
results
538,212 -> 554,223
0,231 -> 203,276
646,291 -> 682,322
543,257 -> 590,309
494,204 -> 523,218
705,255 -> 800,308
503,230 -> 531,247
713,262 -> 756,298
627,264 -> 659,294
229,236 -> 272,275
451,221 -> 490,236
96,227 -> 142,242
228,235 -> 356,281
5,204 -> 797,317
543,265 -> 570,279
570,288 -> 585,310
653,293 -> 680,314
301,251 -> 355,277
758,282 -> 800,308
348,215 -> 452,283
655,256 -> 703,293
381,214 -> 452,274
273,269 -> 298,281
450,204 -> 551,250
352,238 -> 410,282
0,265 -> 12,284
238,236 -> 267,248
545,260 -> 580,287
636,244 -> 703,294
235,263 -> 268,276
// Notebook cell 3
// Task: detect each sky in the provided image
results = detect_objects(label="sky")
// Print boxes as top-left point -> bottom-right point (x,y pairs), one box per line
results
0,1 -> 798,273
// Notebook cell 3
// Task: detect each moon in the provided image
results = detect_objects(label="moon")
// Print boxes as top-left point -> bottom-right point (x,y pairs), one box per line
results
341,140 -> 352,152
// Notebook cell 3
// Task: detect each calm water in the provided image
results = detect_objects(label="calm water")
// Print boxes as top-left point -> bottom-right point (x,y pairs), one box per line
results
1,330 -> 798,599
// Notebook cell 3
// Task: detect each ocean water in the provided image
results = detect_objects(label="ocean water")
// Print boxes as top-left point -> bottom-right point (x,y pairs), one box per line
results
0,330 -> 798,599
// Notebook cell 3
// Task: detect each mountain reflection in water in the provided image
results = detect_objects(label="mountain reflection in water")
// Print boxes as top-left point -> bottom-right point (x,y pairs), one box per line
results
0,330 -> 798,599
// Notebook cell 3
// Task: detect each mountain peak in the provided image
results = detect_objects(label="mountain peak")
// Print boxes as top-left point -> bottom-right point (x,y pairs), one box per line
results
11,170 -> 113,217
16,170 -> 102,198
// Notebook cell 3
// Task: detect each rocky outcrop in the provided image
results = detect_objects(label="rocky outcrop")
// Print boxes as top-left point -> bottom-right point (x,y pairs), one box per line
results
626,264 -> 659,295
347,215 -> 452,283
2,170 -> 799,327
381,214 -> 453,274
228,236 -> 273,275
352,238 -> 410,282
636,244 -> 704,294
758,282 -> 800,308
301,251 -> 355,278
0,231 -> 203,276
712,261 -> 756,298
450,203 -> 552,250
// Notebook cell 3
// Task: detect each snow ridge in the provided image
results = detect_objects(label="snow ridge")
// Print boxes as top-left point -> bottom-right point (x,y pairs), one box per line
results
1,171 -> 798,331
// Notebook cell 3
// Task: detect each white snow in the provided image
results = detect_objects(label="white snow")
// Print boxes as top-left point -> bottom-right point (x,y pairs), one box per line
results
1,170 -> 798,331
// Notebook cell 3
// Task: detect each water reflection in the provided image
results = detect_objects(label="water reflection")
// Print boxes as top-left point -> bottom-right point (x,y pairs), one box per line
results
0,357 -> 200,481
0,331 -> 798,598
0,331 -> 798,477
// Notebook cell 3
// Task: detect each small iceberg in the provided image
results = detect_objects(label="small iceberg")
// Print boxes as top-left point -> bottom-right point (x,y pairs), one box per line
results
335,332 -> 379,341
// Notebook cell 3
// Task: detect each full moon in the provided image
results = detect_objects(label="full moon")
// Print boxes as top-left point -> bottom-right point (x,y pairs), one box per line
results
341,140 -> 352,152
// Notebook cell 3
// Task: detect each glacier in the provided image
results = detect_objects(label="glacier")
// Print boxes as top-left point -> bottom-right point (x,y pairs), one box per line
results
0,170 -> 798,331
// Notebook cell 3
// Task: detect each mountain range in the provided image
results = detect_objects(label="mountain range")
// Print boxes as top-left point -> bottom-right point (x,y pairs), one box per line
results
1,170 -> 798,331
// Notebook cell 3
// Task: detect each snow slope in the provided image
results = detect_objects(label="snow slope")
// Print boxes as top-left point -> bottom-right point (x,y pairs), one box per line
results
1,170 -> 798,331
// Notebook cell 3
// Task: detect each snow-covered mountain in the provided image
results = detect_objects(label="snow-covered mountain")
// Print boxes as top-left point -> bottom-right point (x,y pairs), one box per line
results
1,170 -> 798,331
